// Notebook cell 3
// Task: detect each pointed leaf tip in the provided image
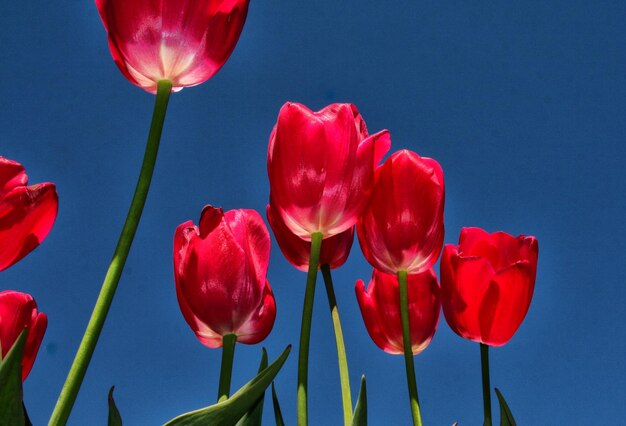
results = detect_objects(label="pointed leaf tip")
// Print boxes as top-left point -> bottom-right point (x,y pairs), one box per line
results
0,329 -> 27,425
495,388 -> 517,426
108,386 -> 123,426
271,382 -> 285,426
351,375 -> 367,426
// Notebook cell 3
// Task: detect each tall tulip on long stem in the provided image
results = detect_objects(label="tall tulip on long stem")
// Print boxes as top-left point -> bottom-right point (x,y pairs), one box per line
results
50,1 -> 251,423
267,102 -> 390,425
439,227 -> 538,426
357,149 -> 445,424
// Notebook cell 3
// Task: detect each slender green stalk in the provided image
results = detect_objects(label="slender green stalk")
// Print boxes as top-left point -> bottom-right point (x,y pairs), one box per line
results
320,264 -> 353,426
297,232 -> 323,426
217,334 -> 237,402
480,343 -> 492,426
49,80 -> 173,426
398,270 -> 423,426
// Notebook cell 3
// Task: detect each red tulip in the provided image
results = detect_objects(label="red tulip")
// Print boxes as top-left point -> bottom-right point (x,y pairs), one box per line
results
440,227 -> 538,346
266,204 -> 354,272
267,102 -> 391,240
96,0 -> 250,93
0,291 -> 48,381
357,149 -> 445,275
355,269 -> 440,355
173,205 -> 276,348
0,157 -> 58,272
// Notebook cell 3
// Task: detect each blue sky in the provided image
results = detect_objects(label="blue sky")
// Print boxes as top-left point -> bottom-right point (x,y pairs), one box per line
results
1,1 -> 625,424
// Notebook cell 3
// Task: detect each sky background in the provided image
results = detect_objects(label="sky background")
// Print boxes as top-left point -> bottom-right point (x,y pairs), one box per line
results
1,1 -> 625,425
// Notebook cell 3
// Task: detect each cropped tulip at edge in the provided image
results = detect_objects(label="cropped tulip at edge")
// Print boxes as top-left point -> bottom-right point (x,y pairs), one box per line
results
174,205 -> 276,348
357,149 -> 445,275
96,0 -> 250,93
266,204 -> 354,272
355,269 -> 441,355
267,102 -> 391,241
440,227 -> 538,347
0,156 -> 58,272
0,291 -> 48,381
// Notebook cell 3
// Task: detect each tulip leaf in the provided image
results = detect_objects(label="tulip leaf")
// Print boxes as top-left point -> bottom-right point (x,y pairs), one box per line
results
23,402 -> 33,426
235,348 -> 269,426
495,388 -> 517,426
108,386 -> 123,426
351,375 -> 367,426
271,382 -> 284,426
164,345 -> 291,426
0,329 -> 27,426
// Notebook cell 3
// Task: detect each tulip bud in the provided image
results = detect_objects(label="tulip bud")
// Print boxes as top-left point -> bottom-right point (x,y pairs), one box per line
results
266,204 -> 354,272
355,269 -> 440,355
95,0 -> 250,93
0,157 -> 58,272
440,227 -> 538,346
267,102 -> 391,240
357,149 -> 445,275
173,206 -> 276,348
0,291 -> 48,381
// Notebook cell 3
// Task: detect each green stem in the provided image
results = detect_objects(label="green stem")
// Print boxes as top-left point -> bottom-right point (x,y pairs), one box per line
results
320,264 -> 353,426
217,334 -> 237,402
480,343 -> 492,426
48,80 -> 173,426
297,232 -> 323,426
398,270 -> 423,426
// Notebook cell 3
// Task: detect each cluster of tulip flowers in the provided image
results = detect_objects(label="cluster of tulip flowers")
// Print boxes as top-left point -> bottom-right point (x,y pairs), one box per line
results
0,0 -> 539,425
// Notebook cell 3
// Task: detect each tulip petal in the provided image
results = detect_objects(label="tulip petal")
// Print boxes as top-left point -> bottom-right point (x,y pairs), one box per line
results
440,248 -> 495,344
235,280 -> 277,345
0,158 -> 27,196
0,183 -> 58,272
484,261 -> 535,346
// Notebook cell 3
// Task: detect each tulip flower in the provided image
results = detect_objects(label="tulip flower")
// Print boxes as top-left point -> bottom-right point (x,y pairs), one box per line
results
174,205 -> 276,348
266,205 -> 354,272
0,156 -> 58,272
440,227 -> 538,347
267,102 -> 390,241
0,291 -> 48,381
96,0 -> 250,93
357,149 -> 445,275
356,269 -> 440,355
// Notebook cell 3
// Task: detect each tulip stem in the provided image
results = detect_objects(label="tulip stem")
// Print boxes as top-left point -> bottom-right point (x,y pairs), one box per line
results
398,270 -> 423,426
48,80 -> 173,426
217,334 -> 237,402
320,264 -> 353,426
297,231 -> 323,426
480,343 -> 492,426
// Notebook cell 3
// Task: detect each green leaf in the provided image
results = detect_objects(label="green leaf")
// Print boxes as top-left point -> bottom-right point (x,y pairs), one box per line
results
351,375 -> 367,426
236,348 -> 269,426
271,383 -> 284,426
164,345 -> 291,426
108,386 -> 123,426
0,329 -> 27,426
495,388 -> 517,426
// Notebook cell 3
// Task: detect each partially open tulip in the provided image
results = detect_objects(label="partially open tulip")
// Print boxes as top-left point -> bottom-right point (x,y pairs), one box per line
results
266,205 -> 354,272
440,227 -> 538,346
174,206 -> 276,348
267,102 -> 391,240
0,157 -> 58,272
357,149 -> 445,275
96,0 -> 250,93
356,269 -> 440,355
0,291 -> 48,381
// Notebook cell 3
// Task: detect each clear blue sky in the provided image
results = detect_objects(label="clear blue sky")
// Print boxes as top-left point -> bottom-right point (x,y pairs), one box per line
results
1,1 -> 625,424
